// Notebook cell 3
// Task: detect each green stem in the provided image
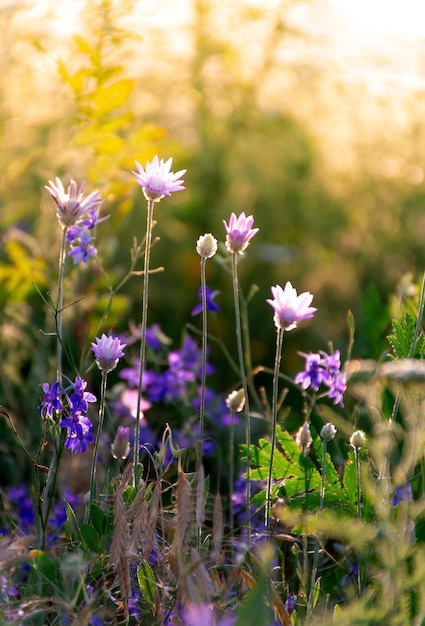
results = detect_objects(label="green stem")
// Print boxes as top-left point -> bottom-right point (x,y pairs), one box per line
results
133,198 -> 155,486
265,327 -> 284,527
89,370 -> 108,510
355,447 -> 362,596
229,408 -> 235,548
196,256 -> 207,470
306,439 -> 327,621
231,252 -> 251,543
40,226 -> 68,545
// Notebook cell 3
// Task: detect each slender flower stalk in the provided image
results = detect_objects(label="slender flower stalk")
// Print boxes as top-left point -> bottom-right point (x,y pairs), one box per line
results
307,423 -> 337,622
195,234 -> 217,471
132,157 -> 186,486
226,389 -> 245,543
265,282 -> 316,527
89,333 -> 126,508
350,429 -> 366,595
265,326 -> 284,526
223,213 -> 258,542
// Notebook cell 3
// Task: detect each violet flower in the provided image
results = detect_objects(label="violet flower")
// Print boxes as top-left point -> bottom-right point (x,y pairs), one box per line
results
223,211 -> 259,255
267,282 -> 316,331
191,285 -> 220,316
91,333 -> 127,373
69,376 -> 96,413
294,350 -> 346,406
38,382 -> 62,419
132,155 -> 186,202
45,177 -> 102,228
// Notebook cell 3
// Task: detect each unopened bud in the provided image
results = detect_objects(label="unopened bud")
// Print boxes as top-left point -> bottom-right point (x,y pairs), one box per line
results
320,422 -> 337,442
225,389 -> 245,413
111,426 -> 131,460
295,422 -> 313,456
350,429 -> 366,450
272,498 -> 286,521
196,233 -> 218,259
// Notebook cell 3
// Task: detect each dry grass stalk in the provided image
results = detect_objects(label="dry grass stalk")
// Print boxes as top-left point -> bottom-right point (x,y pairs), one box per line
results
143,481 -> 161,561
189,546 -> 214,601
211,492 -> 223,563
196,463 -> 205,530
128,481 -> 148,553
173,472 -> 192,553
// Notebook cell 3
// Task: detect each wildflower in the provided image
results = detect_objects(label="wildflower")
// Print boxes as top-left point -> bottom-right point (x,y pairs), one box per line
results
111,425 -> 131,460
225,388 -> 245,413
196,233 -> 218,258
132,155 -> 186,202
223,211 -> 259,255
392,483 -> 413,506
91,333 -> 127,373
295,422 -> 313,456
271,497 -> 286,521
320,422 -> 337,441
38,381 -> 62,419
267,282 -> 316,332
45,177 -> 102,228
350,430 -> 366,450
0,576 -> 19,603
68,228 -> 96,264
69,376 -> 96,413
295,350 -> 346,406
64,421 -> 94,454
191,285 -> 220,316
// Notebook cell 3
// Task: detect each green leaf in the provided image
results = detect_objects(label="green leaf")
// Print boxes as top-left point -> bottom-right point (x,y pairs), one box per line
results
80,524 -> 102,553
64,500 -> 83,545
90,504 -> 106,536
30,550 -> 58,583
387,312 -> 425,359
137,561 -> 156,607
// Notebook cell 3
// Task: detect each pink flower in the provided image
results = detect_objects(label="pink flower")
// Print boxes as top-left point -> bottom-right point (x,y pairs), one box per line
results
45,178 -> 102,228
91,333 -> 127,373
267,282 -> 316,331
132,155 -> 186,202
223,211 -> 259,255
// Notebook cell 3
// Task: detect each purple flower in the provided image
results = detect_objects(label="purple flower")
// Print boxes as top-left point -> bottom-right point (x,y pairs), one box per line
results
64,416 -> 94,454
392,483 -> 413,506
38,381 -> 62,419
294,350 -> 346,406
111,425 -> 131,459
223,211 -> 259,255
132,155 -> 186,202
267,282 -> 316,331
45,177 -> 102,228
69,376 -> 96,413
91,333 -> 127,372
191,285 -> 220,316
68,228 -> 96,264
0,576 -> 19,603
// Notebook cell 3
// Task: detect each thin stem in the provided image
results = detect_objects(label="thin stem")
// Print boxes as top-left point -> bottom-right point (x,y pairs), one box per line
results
196,256 -> 208,470
89,370 -> 108,510
355,447 -> 362,595
229,408 -> 235,548
133,198 -> 155,486
265,327 -> 284,527
306,439 -> 327,621
231,252 -> 251,543
40,227 -> 68,543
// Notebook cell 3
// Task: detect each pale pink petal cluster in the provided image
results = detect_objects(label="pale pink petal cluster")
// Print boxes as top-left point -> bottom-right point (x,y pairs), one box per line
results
45,177 -> 102,228
223,212 -> 259,255
91,333 -> 127,373
267,281 -> 316,331
132,155 -> 186,202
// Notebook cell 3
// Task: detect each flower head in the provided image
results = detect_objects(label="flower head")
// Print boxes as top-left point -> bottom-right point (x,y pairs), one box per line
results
196,233 -> 218,258
295,421 -> 313,456
111,425 -> 131,460
38,381 -> 63,419
91,333 -> 127,373
225,389 -> 245,413
191,285 -> 220,316
294,349 -> 346,406
45,177 -> 102,228
223,211 -> 259,255
350,429 -> 366,450
320,422 -> 337,441
132,155 -> 186,202
267,282 -> 316,331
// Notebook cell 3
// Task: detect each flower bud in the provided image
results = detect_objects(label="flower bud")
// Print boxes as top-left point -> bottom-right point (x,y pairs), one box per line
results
272,497 -> 286,521
350,429 -> 366,450
196,233 -> 218,259
225,389 -> 245,413
111,426 -> 131,460
320,422 -> 337,442
295,422 -> 313,456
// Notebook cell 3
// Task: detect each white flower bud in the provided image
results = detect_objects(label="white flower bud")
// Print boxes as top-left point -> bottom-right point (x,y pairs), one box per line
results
350,429 -> 366,450
320,422 -> 337,442
295,422 -> 313,456
196,233 -> 218,259
225,389 -> 245,413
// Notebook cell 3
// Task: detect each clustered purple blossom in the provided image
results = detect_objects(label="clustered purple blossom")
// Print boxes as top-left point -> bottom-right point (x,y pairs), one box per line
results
38,376 -> 96,454
91,332 -> 127,373
45,178 -> 103,228
294,350 -> 347,406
